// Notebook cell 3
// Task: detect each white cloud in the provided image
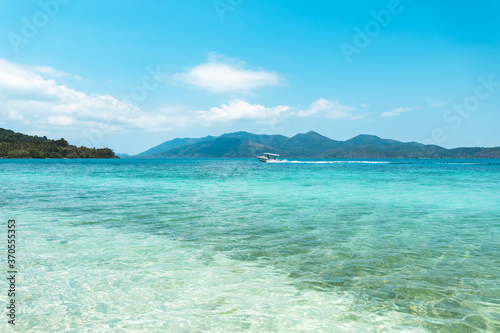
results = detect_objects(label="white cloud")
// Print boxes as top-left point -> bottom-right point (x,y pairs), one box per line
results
31,65 -> 83,81
196,98 -> 365,123
8,110 -> 24,121
380,106 -> 419,118
0,58 -> 372,148
0,58 -> 177,134
297,98 -> 360,119
424,97 -> 446,108
197,99 -> 290,122
47,115 -> 75,126
171,53 -> 284,93
0,58 -> 292,140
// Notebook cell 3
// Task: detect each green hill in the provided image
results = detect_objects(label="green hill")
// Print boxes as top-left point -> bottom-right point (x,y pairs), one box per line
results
0,128 -> 117,159
136,131 -> 500,159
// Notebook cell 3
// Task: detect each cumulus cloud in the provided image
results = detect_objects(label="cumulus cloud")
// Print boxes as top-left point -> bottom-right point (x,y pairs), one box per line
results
0,58 -> 291,138
0,58 -> 177,133
171,53 -> 284,93
380,106 -> 419,118
196,99 -> 290,122
297,98 -> 360,119
195,98 -> 364,124
0,58 -> 370,148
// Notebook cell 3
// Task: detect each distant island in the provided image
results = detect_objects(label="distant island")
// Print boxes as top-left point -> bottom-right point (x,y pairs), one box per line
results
0,128 -> 117,159
135,131 -> 500,159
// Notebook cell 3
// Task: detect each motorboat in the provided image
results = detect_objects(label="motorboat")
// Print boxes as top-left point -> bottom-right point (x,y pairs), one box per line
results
257,153 -> 280,162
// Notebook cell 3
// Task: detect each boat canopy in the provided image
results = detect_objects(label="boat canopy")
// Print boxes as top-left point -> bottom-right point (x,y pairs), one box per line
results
264,153 -> 280,156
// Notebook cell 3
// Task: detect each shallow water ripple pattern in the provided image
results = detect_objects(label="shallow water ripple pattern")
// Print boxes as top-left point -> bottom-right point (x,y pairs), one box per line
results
1,159 -> 499,332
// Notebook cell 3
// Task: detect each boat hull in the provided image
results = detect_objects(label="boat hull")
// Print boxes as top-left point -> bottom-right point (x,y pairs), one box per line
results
257,153 -> 280,162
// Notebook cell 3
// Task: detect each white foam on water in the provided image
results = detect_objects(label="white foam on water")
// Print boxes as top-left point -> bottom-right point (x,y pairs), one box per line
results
266,159 -> 391,164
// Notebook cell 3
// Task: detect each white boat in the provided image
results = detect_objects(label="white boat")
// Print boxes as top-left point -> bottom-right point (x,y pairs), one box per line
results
257,153 -> 280,162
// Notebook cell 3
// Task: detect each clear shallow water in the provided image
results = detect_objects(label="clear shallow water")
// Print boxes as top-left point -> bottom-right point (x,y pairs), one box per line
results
1,158 -> 500,332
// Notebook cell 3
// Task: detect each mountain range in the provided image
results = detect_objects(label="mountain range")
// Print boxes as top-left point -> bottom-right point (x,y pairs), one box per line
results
135,131 -> 500,159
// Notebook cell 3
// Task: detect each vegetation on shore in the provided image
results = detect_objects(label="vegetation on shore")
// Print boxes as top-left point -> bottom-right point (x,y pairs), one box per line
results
0,128 -> 117,159
137,131 -> 500,159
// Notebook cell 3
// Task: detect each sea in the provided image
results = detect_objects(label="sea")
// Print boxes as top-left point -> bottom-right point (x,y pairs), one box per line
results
1,158 -> 499,332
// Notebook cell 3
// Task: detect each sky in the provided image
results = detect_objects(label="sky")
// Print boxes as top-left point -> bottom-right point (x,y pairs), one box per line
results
1,0 -> 499,154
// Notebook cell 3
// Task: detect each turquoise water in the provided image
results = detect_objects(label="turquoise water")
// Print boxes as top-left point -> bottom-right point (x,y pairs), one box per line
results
1,158 -> 500,332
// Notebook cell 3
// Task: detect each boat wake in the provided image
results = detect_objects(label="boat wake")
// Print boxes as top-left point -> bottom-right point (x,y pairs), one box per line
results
266,160 -> 391,164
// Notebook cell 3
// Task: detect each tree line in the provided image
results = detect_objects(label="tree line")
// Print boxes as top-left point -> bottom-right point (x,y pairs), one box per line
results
0,128 -> 117,159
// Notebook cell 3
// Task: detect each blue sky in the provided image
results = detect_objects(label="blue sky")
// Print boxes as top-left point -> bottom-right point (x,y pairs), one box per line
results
1,0 -> 499,154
